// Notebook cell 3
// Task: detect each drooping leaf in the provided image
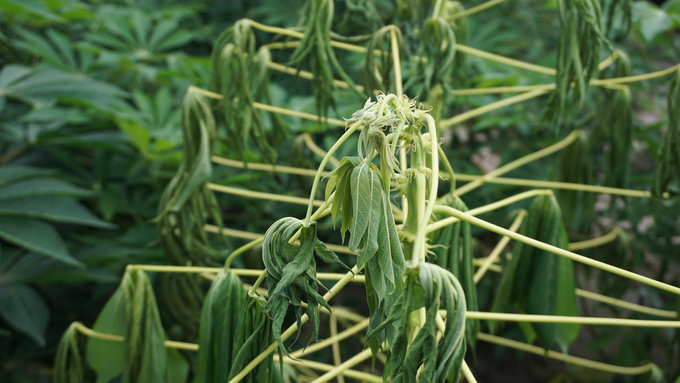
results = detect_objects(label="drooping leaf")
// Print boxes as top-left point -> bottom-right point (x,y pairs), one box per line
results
555,132 -> 596,231
652,68 -> 680,197
194,270 -> 246,383
54,324 -> 85,383
367,263 -> 467,383
490,194 -> 580,351
429,194 -> 479,350
262,218 -> 347,356
87,289 -> 126,383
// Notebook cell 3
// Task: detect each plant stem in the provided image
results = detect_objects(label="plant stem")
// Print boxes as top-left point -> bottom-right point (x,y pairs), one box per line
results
575,289 -> 677,318
462,361 -> 478,383
428,189 -> 551,234
591,63 -> 679,85
477,332 -> 657,375
438,146 -> 456,194
451,130 -> 580,197
304,122 -> 360,226
473,209 -> 526,283
449,0 -> 507,20
303,133 -> 341,167
207,183 -> 325,207
465,312 -> 680,327
434,206 -> 680,296
440,88 -> 552,128
248,270 -> 267,297
210,156 -> 668,198
390,28 -> 403,96
310,348 -> 374,383
411,116 -> 440,267
570,227 -> 621,251
288,318 -> 370,359
455,44 -> 556,75
329,315 -> 345,383
225,238 -> 264,269
449,84 -> 555,96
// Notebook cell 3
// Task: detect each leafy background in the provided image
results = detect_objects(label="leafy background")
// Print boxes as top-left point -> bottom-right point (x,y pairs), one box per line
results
0,0 -> 679,382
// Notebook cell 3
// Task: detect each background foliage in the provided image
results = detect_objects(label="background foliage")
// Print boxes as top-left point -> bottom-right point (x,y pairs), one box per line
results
0,0 -> 679,382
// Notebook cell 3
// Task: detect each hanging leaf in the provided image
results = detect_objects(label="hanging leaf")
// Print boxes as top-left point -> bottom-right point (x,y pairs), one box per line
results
429,194 -> 479,350
210,20 -> 288,163
262,218 -> 348,356
490,194 -> 580,351
87,289 -> 126,383
366,263 -> 467,383
404,17 -> 456,98
555,132 -> 596,231
54,324 -> 85,383
596,50 -> 633,190
361,25 -> 402,94
229,293 -> 276,383
156,89 -> 228,336
652,68 -> 680,197
545,0 -> 612,126
290,0 -> 365,117
194,270 -> 246,383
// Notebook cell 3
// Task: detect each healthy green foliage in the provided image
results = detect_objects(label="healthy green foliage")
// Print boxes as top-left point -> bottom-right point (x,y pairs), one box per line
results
429,194 -> 479,349
491,194 -> 580,351
652,68 -> 680,197
262,218 -> 348,356
0,283 -> 50,346
367,263 -> 467,383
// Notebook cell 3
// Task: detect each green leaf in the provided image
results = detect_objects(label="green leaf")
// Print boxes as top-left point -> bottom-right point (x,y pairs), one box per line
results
490,194 -> 579,350
115,118 -> 151,157
0,283 -> 49,346
194,270 -> 246,383
633,1 -> 672,41
0,178 -> 95,200
0,196 -> 115,229
0,165 -> 58,187
0,216 -> 82,267
87,289 -> 125,383
54,324 -> 85,383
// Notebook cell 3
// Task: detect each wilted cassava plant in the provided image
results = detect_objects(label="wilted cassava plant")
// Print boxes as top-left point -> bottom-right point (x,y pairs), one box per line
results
54,0 -> 680,382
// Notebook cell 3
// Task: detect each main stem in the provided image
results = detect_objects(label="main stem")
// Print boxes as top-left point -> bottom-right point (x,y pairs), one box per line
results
304,122 -> 360,226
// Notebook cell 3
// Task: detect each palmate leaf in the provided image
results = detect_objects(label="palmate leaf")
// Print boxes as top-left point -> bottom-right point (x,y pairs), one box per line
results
349,162 -> 405,304
323,156 -> 362,242
404,17 -> 457,97
429,194 -> 479,349
490,194 -> 579,351
366,264 -> 467,383
262,218 -> 348,356
194,270 -> 247,383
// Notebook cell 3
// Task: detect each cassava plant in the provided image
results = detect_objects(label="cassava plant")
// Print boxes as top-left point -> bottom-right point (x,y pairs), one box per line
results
53,0 -> 680,382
